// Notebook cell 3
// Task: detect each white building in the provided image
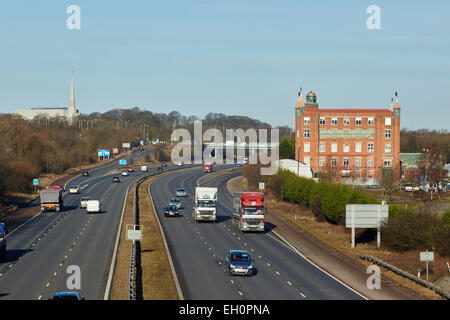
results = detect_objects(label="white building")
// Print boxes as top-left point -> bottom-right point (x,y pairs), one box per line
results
276,159 -> 313,178
14,72 -> 79,124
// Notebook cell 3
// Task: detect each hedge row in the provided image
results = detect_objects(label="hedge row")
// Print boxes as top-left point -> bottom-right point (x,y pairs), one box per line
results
267,169 -> 378,224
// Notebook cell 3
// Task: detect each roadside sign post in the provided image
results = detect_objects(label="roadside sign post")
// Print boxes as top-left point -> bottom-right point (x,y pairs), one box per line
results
33,179 -> 38,193
259,182 -> 265,192
346,204 -> 388,249
127,224 -> 142,242
420,250 -> 434,282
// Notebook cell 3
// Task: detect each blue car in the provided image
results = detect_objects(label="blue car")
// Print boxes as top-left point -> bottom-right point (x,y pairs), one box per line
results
226,250 -> 254,276
51,292 -> 86,300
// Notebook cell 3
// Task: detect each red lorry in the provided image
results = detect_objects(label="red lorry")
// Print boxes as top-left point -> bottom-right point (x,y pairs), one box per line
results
232,192 -> 265,232
203,163 -> 213,173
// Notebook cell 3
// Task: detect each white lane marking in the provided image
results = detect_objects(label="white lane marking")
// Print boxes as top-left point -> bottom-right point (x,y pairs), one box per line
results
46,283 -> 50,287
37,295 -> 42,300
275,271 -> 280,275
230,280 -> 234,284
266,263 -> 271,267
271,230 -> 369,300
287,281 -> 292,286
238,291 -> 243,296
53,272 -> 57,276
300,293 -> 306,298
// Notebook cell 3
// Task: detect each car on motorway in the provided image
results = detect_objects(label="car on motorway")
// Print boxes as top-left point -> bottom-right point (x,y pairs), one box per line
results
80,197 -> 91,209
403,184 -> 414,192
121,171 -> 129,176
82,170 -> 89,177
164,204 -> 180,217
161,163 -> 167,168
226,250 -> 254,276
139,146 -> 144,151
86,200 -> 101,213
112,176 -> 120,183
169,197 -> 183,209
0,222 -> 7,261
69,185 -> 81,194
51,292 -> 86,300
176,188 -> 187,197
177,161 -> 183,166
157,166 -> 163,171
127,167 -> 134,172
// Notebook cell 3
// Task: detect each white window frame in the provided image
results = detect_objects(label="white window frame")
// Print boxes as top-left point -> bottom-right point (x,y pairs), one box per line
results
343,157 -> 350,167
331,118 -> 338,125
385,143 -> 391,153
343,117 -> 350,126
319,142 -> 326,153
368,117 -> 374,125
355,142 -> 362,153
304,129 -> 310,139
385,117 -> 391,126
331,143 -> 338,153
367,157 -> 374,168
304,117 -> 310,125
304,142 -> 310,153
343,144 -> 350,153
355,117 -> 362,126
383,158 -> 392,167
331,157 -> 338,167
385,129 -> 391,139
319,117 -> 326,125
368,143 -> 374,153
355,157 -> 362,168
319,156 -> 326,167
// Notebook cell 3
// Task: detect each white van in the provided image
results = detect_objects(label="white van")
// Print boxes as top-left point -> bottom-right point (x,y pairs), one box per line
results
86,200 -> 101,213
141,165 -> 148,172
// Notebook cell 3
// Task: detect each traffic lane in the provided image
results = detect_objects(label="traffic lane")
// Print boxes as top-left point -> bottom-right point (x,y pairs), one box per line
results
151,168 -> 241,300
39,172 -> 140,300
179,171 -> 302,300
205,173 -> 364,300
0,170 -> 132,299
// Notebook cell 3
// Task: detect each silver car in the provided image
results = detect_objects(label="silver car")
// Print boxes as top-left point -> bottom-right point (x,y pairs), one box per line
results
80,197 -> 91,208
176,188 -> 187,197
169,197 -> 183,209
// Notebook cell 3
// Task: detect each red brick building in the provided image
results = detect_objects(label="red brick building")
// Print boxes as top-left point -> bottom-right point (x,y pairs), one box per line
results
294,89 -> 401,185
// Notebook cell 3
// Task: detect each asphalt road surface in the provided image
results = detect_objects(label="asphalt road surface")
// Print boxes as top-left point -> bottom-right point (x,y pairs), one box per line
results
0,148 -> 170,300
150,165 -> 366,300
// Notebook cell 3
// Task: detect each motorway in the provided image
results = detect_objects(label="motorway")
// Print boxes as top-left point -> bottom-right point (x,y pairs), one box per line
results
0,148 -> 167,300
150,166 -> 366,300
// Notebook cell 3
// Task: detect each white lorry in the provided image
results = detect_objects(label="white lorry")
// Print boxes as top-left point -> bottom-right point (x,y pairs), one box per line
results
141,165 -> 148,172
193,187 -> 217,222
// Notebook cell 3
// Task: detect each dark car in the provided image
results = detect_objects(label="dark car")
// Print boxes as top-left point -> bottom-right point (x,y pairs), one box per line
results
161,163 -> 167,168
51,292 -> 85,300
0,222 -> 7,261
139,146 -> 144,151
82,170 -> 89,177
164,204 -> 179,217
226,250 -> 254,276
157,166 -> 163,172
112,176 -> 120,183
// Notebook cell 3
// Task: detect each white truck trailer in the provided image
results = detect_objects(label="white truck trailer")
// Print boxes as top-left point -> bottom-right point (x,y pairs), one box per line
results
193,187 -> 217,222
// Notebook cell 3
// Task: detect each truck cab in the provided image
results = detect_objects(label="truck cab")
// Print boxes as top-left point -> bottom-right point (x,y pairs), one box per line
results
232,192 -> 265,232
193,187 -> 217,222
203,163 -> 213,173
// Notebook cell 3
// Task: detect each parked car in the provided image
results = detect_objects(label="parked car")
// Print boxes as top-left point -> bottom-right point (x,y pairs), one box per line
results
82,170 -> 89,177
80,197 -> 91,208
51,292 -> 85,300
169,197 -> 183,209
86,200 -> 101,213
112,176 -> 120,183
69,185 -> 81,194
122,171 -> 129,176
404,184 -> 413,192
226,250 -> 254,276
176,188 -> 187,197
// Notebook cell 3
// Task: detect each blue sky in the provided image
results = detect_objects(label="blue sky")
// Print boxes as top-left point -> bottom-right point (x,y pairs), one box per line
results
0,0 -> 449,130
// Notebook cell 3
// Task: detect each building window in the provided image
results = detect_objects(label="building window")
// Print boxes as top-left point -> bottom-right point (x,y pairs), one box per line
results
344,117 -> 350,126
343,157 -> 350,167
343,144 -> 350,153
331,157 -> 338,167
297,130 -> 299,138
355,157 -> 362,168
355,142 -> 362,153
368,132 -> 374,139
304,129 -> 310,138
331,143 -> 338,153
383,158 -> 392,167
319,117 -> 326,125
368,143 -> 374,153
385,117 -> 391,126
367,157 -> 374,168
368,117 -> 374,125
319,156 -> 326,167
385,129 -> 391,139
304,156 -> 311,165
331,118 -> 338,125
356,117 -> 362,126
304,117 -> 310,125
368,170 -> 374,178
319,142 -> 325,153
385,143 -> 391,153
304,142 -> 310,153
